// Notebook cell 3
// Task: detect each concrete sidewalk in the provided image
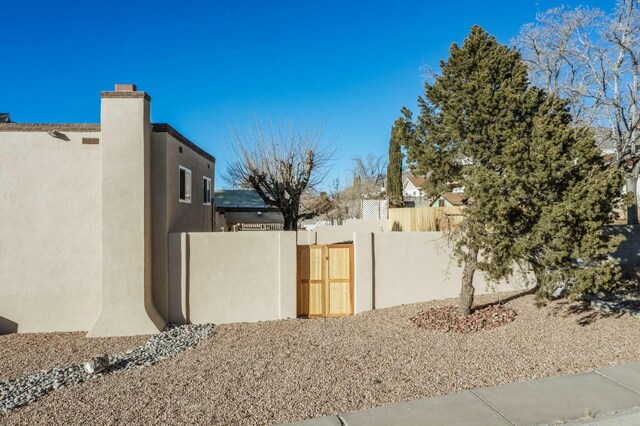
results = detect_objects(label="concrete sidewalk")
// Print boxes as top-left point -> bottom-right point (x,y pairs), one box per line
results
284,361 -> 640,426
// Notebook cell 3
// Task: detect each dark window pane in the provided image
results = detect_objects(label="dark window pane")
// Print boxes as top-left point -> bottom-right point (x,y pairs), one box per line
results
180,169 -> 186,200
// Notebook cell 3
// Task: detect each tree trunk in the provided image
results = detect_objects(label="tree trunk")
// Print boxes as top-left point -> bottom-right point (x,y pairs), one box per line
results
459,248 -> 478,316
627,174 -> 639,225
283,214 -> 297,231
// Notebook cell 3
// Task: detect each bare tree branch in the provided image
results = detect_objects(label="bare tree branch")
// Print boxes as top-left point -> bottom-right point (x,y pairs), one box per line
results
225,119 -> 334,230
350,152 -> 387,197
516,0 -> 640,223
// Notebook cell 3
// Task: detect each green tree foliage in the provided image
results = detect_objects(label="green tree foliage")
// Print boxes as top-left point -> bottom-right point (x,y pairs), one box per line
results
403,26 -> 624,315
387,109 -> 410,207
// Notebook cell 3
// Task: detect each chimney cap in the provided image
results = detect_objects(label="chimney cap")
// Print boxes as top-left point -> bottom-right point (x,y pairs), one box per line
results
115,84 -> 137,92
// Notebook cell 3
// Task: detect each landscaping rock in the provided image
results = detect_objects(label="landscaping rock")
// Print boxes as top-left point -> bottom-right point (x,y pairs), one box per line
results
0,323 -> 214,414
83,355 -> 109,374
411,304 -> 517,333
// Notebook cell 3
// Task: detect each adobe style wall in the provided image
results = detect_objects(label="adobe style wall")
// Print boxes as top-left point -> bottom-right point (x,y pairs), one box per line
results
0,86 -> 215,336
0,126 -> 103,333
371,232 -> 530,309
151,130 -> 214,323
168,232 -> 296,324
89,92 -> 166,337
169,231 -> 530,326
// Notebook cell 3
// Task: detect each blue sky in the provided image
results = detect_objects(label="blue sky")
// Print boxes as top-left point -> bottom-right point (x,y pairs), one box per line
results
1,0 -> 612,189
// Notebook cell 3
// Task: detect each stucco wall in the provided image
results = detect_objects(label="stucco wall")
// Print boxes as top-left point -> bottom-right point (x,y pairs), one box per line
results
151,132 -> 214,323
164,134 -> 214,234
170,232 -> 297,325
371,232 -> 529,309
171,231 -> 529,326
0,89 -> 216,336
0,129 -> 102,333
89,94 -> 165,337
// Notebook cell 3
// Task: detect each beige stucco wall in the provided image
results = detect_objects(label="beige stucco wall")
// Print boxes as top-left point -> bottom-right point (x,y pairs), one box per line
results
353,232 -> 374,313
170,231 -> 297,325
0,89 -> 216,336
172,230 -> 526,326
151,132 -> 214,323
89,94 -> 165,337
0,130 -> 102,333
371,232 -> 529,309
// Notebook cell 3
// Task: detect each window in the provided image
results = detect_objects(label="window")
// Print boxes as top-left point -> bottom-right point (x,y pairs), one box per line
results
203,176 -> 212,205
438,199 -> 445,207
179,166 -> 192,203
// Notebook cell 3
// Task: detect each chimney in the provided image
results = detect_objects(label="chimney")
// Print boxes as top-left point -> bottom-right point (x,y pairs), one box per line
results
114,84 -> 137,92
90,84 -> 164,336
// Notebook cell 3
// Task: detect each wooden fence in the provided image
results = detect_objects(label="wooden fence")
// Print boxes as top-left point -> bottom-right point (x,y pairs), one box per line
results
297,244 -> 354,318
388,207 -> 465,232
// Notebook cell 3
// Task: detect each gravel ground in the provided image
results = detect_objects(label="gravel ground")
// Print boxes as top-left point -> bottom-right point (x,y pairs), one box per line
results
0,333 -> 148,382
0,325 -> 214,413
2,290 -> 640,425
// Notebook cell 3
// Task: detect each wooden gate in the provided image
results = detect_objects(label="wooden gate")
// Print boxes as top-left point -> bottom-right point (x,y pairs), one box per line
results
297,244 -> 354,318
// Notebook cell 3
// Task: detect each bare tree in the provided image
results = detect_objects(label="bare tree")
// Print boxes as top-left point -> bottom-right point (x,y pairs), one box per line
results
517,1 -> 640,224
351,153 -> 387,197
226,120 -> 333,230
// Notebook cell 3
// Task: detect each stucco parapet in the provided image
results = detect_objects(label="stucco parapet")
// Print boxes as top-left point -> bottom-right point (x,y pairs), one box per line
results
101,91 -> 151,102
100,91 -> 151,102
0,123 -> 101,132
152,123 -> 215,163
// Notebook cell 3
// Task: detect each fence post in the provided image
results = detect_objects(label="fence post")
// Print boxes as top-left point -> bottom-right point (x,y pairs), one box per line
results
279,232 -> 297,319
353,232 -> 374,313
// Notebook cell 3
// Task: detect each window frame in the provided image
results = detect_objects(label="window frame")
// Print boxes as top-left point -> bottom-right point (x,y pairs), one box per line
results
203,176 -> 212,205
179,165 -> 192,204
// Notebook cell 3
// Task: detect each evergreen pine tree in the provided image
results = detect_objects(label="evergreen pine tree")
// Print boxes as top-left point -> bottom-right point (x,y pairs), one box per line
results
387,109 -> 410,207
404,26 -> 624,315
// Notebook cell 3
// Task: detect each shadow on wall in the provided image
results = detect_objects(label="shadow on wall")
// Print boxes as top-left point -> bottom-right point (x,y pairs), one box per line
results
167,233 -> 190,325
604,225 -> 640,278
0,316 -> 18,334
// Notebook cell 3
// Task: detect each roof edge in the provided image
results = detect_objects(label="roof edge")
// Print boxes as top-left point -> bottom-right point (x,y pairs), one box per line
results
0,123 -> 101,132
101,91 -> 151,102
152,123 -> 215,163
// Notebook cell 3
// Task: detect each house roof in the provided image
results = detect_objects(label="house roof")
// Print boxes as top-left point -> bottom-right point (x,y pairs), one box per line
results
214,189 -> 276,211
406,176 -> 426,188
441,192 -> 466,206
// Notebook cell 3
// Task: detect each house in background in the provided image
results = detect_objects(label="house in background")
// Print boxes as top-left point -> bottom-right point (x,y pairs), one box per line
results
215,189 -> 284,231
0,84 -> 215,336
403,175 -> 426,198
430,192 -> 467,207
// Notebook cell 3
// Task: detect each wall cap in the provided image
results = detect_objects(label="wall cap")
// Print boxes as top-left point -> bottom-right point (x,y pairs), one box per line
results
100,91 -> 151,102
0,123 -> 101,132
